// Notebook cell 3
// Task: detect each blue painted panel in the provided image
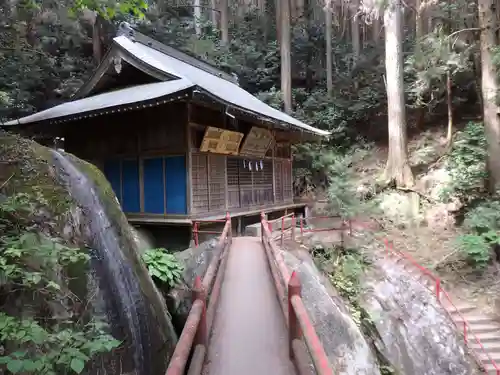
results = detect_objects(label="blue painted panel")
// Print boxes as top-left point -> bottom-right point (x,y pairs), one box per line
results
143,158 -> 165,214
103,160 -> 122,204
122,159 -> 140,213
165,156 -> 187,214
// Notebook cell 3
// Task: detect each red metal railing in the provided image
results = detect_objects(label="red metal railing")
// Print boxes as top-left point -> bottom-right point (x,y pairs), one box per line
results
267,212 -> 297,245
166,214 -> 232,375
192,212 -> 230,247
299,215 -> 351,248
292,215 -> 499,374
383,238 -> 500,375
261,212 -> 334,375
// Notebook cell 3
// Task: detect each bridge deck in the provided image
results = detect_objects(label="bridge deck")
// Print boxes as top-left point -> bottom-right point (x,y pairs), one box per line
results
205,237 -> 295,375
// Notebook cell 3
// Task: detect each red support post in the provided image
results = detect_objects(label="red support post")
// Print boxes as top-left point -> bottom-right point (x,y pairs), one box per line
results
300,217 -> 304,240
192,276 -> 207,348
194,222 -> 199,247
291,214 -> 296,241
288,271 -> 302,359
463,321 -> 467,344
435,278 -> 441,302
281,216 -> 285,246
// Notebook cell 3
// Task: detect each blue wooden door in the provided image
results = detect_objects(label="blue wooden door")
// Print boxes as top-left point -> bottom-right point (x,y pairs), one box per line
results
121,159 -> 140,213
103,160 -> 122,204
165,156 -> 187,214
143,158 -> 165,214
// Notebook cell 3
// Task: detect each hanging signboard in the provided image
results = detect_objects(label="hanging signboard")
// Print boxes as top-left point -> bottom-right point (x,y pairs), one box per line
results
200,126 -> 244,155
239,126 -> 274,157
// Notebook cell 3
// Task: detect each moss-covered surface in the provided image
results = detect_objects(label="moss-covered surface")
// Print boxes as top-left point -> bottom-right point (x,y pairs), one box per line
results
0,132 -> 73,218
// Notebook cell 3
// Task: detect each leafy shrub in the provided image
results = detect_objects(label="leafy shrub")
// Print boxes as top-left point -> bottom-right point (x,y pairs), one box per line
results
142,248 -> 184,288
442,122 -> 488,203
0,193 -> 120,374
457,199 -> 500,268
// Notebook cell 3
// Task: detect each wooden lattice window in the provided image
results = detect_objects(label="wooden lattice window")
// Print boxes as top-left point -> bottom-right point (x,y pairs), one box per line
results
283,160 -> 293,201
208,154 -> 226,212
239,159 -> 253,207
192,153 -> 209,213
274,160 -> 283,202
227,157 -> 240,208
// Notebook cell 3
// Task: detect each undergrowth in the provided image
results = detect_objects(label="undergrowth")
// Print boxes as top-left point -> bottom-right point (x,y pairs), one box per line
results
142,248 -> 184,289
441,122 -> 500,269
0,191 -> 120,374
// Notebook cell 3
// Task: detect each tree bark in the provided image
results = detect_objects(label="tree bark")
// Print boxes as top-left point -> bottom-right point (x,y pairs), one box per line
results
383,0 -> 414,187
351,0 -> 360,64
194,0 -> 202,36
479,0 -> 500,192
281,0 -> 292,113
325,5 -> 333,95
220,0 -> 229,45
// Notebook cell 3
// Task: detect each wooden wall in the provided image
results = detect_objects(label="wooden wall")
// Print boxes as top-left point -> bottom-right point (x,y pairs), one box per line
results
64,102 -> 187,160
190,151 -> 293,215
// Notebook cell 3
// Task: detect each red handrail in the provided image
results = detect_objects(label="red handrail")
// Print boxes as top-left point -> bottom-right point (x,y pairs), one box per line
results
166,214 -> 232,375
192,212 -> 230,247
301,216 -> 500,374
260,212 -> 334,375
380,234 -> 499,374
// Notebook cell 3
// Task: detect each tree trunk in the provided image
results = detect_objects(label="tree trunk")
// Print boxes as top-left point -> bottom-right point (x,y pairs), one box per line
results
372,17 -> 381,43
194,0 -> 202,36
325,5 -> 333,96
445,0 -> 453,146
479,0 -> 500,192
383,0 -> 414,187
92,13 -> 103,65
220,0 -> 229,45
446,70 -> 453,145
281,0 -> 292,113
211,0 -> 218,27
351,0 -> 360,64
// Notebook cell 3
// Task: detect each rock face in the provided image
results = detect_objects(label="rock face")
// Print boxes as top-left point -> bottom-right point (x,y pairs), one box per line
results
167,238 -> 220,331
0,134 -> 178,375
361,257 -> 478,375
283,249 -> 381,375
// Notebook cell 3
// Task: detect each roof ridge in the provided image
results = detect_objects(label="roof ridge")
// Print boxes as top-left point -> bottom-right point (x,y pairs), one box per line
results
117,22 -> 239,86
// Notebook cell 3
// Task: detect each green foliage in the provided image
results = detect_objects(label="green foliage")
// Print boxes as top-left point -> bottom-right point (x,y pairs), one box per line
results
456,199 -> 500,268
320,247 -> 370,326
0,192 -> 120,374
142,248 -> 184,288
0,316 -> 121,375
441,122 -> 488,203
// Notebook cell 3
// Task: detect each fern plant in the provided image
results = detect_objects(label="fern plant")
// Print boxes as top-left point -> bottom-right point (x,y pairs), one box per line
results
142,248 -> 184,288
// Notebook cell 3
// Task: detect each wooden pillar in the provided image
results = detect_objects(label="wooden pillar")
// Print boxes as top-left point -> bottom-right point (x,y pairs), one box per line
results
237,216 -> 242,235
186,102 -> 193,215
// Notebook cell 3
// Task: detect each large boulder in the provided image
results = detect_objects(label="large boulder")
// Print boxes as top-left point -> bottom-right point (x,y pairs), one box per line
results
283,249 -> 381,374
361,256 -> 479,375
167,238 -> 220,331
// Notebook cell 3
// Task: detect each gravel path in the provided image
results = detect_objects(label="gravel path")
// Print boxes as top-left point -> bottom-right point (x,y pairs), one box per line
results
206,236 -> 295,375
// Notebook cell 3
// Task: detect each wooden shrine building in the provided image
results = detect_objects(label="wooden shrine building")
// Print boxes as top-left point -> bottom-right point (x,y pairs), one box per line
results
3,22 -> 329,225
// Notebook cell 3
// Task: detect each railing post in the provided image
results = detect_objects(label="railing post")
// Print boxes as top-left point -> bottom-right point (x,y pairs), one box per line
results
291,213 -> 295,241
194,222 -> 199,248
435,278 -> 441,302
288,271 -> 302,360
226,211 -> 232,243
463,321 -> 467,344
260,212 -> 264,244
300,217 -> 304,241
281,216 -> 285,246
192,276 -> 207,348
